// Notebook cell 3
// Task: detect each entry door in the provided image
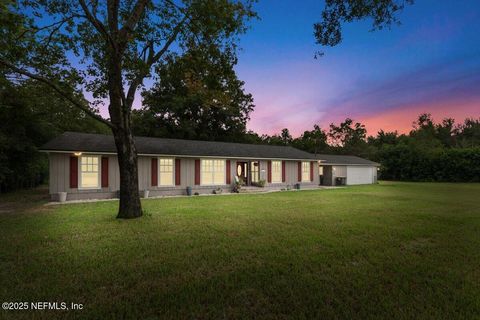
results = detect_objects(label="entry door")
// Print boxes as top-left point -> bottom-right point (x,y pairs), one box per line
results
236,162 -> 248,184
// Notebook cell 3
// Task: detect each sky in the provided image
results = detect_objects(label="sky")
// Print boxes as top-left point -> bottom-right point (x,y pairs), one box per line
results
234,0 -> 480,137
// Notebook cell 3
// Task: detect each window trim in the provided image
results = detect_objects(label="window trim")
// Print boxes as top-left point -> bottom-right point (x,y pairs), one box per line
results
301,161 -> 310,182
271,160 -> 282,184
157,157 -> 175,187
200,158 -> 226,186
78,155 -> 101,190
251,161 -> 260,183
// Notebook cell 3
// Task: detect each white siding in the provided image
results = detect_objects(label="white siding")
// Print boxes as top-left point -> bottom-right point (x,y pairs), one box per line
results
346,166 -> 374,185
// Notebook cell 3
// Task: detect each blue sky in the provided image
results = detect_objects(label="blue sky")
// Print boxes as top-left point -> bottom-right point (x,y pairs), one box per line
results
235,0 -> 480,136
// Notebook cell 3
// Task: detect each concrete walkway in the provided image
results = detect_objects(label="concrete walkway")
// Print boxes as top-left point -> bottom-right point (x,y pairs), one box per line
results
45,185 -> 344,206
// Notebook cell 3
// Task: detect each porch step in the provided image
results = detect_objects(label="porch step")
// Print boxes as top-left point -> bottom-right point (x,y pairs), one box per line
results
238,186 -> 268,193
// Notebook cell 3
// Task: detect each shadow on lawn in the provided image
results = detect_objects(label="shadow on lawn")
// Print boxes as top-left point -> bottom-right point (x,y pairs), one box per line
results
0,185 -> 50,215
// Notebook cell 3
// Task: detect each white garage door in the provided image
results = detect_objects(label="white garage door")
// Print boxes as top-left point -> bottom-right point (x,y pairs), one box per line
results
346,166 -> 374,185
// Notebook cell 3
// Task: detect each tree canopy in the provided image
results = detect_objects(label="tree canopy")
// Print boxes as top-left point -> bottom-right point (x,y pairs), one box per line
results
133,44 -> 254,141
0,0 -> 257,218
314,0 -> 414,47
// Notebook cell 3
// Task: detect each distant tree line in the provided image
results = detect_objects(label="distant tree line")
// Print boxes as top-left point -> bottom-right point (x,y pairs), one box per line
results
252,115 -> 480,182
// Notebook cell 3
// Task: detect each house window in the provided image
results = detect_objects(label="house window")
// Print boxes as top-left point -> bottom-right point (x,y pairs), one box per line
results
251,161 -> 259,183
80,155 -> 99,188
271,160 -> 282,183
159,158 -> 174,186
302,161 -> 310,182
201,159 -> 225,185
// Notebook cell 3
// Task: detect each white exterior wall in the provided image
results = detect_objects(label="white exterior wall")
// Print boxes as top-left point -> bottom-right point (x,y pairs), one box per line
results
346,166 -> 376,185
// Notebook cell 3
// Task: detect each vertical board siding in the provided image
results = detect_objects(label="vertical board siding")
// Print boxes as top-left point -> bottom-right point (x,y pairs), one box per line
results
333,166 -> 347,177
50,154 -> 322,199
297,161 -> 302,182
69,156 -> 78,189
151,158 -> 158,186
101,157 -> 109,187
226,160 -> 231,184
108,156 -> 120,191
267,160 -> 272,183
194,159 -> 200,185
138,157 -> 150,191
310,161 -> 314,181
62,154 -> 68,192
49,154 -> 55,193
286,161 -> 296,184
175,159 -> 181,185
180,158 -> 195,186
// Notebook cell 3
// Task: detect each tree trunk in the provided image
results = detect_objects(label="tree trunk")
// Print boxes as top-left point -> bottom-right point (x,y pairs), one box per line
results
107,49 -> 143,219
113,127 -> 143,219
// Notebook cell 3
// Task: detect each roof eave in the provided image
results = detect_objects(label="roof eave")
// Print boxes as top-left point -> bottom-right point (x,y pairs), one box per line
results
40,149 -> 317,161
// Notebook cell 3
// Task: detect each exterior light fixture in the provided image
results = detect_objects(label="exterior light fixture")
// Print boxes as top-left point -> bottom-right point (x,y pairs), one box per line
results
74,152 -> 82,156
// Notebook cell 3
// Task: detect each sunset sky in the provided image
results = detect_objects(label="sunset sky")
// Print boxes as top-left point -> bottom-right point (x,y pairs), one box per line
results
235,0 -> 480,137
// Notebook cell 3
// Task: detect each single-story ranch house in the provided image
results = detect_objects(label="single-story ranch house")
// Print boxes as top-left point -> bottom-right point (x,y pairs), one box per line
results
41,132 -> 379,201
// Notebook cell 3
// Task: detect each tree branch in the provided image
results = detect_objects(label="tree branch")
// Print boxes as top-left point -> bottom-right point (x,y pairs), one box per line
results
118,0 -> 149,50
15,15 -> 83,41
78,0 -> 116,50
0,59 -> 114,129
107,0 -> 120,34
151,15 -> 188,62
124,15 -> 188,108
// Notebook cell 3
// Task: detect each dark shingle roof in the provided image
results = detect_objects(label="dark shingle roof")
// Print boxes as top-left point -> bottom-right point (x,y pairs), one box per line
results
40,132 -> 317,160
315,154 -> 380,166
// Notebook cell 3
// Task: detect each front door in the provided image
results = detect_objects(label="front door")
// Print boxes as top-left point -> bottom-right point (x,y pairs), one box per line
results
236,162 -> 248,184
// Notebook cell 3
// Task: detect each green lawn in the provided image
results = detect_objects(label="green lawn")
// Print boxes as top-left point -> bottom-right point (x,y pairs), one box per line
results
1,182 -> 479,319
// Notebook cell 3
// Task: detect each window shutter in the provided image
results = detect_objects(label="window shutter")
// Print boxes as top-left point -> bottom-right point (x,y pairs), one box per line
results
298,161 -> 302,182
267,161 -> 272,183
194,159 -> 200,185
226,160 -> 231,184
151,158 -> 158,186
310,161 -> 314,181
282,161 -> 286,182
101,157 -> 109,188
175,159 -> 181,186
69,156 -> 78,188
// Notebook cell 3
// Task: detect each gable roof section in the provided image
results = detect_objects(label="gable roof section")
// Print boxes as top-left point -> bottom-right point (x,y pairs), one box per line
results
40,132 -> 317,160
315,154 -> 380,166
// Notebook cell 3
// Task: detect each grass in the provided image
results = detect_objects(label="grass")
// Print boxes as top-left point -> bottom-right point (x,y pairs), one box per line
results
1,182 -> 479,319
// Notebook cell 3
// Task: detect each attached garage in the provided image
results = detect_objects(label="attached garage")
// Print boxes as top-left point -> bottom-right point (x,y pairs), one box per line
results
316,154 -> 379,186
346,166 -> 376,185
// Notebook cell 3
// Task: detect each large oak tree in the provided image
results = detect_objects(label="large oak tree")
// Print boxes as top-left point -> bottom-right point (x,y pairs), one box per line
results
133,44 -> 254,141
0,0 -> 256,218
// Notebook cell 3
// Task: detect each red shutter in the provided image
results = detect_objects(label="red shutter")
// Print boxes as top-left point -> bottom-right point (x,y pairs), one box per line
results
69,156 -> 78,188
310,161 -> 314,181
267,161 -> 272,183
151,158 -> 158,186
101,157 -> 109,188
175,159 -> 181,185
298,161 -> 302,182
194,159 -> 200,185
282,161 -> 286,182
226,160 -> 231,184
